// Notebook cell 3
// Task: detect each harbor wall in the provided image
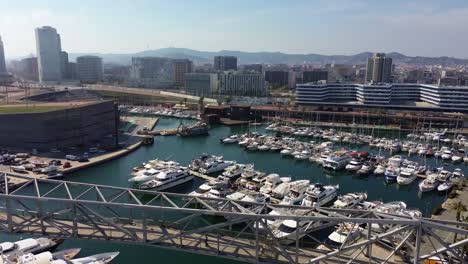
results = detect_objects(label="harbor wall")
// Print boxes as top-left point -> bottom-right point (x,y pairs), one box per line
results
0,100 -> 118,150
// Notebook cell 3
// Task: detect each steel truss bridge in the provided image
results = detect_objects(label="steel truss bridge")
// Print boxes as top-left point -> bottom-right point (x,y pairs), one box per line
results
0,173 -> 467,264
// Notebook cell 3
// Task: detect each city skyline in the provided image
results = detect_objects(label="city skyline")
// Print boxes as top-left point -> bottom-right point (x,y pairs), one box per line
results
1,0 -> 468,59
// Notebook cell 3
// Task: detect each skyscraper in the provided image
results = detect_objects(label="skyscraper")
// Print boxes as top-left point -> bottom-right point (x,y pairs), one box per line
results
35,26 -> 62,82
0,36 -> 7,74
365,53 -> 392,83
214,56 -> 237,71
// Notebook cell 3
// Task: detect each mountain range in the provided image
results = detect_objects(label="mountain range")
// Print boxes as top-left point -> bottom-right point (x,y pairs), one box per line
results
68,48 -> 468,66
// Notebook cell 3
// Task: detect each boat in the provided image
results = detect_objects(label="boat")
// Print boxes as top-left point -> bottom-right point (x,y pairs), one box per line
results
272,219 -> 320,244
139,169 -> 193,191
188,180 -> 222,197
221,135 -> 239,144
326,223 -> 363,248
452,168 -> 464,180
384,166 -> 400,183
441,149 -> 453,160
128,168 -> 164,183
373,164 -> 386,176
0,238 -> 63,259
11,165 -> 27,172
199,160 -> 233,174
280,180 -> 310,205
397,165 -> 417,185
333,192 -> 367,209
301,183 -> 339,207
259,174 -> 290,195
221,164 -> 247,182
357,162 -> 374,176
437,180 -> 454,192
41,165 -> 58,174
323,152 -> 351,171
345,159 -> 362,172
17,251 -> 119,264
271,181 -> 291,200
178,122 -> 209,136
418,174 -> 439,192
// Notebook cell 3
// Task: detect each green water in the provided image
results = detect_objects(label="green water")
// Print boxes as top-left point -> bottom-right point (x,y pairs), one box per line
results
4,117 -> 467,263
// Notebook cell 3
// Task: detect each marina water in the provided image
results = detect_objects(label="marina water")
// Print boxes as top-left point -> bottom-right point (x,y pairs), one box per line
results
3,117 -> 466,263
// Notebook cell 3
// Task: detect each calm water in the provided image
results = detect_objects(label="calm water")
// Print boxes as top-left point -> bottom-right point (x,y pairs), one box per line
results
3,117 -> 467,263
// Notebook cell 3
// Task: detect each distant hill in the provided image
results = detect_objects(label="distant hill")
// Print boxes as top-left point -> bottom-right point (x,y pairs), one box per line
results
68,48 -> 468,66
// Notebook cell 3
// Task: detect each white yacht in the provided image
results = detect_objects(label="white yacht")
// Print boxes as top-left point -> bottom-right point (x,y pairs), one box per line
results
280,148 -> 293,155
280,180 -> 310,205
222,135 -> 240,144
271,182 -> 291,200
17,251 -> 119,264
397,165 -> 417,185
357,162 -> 374,176
345,159 -> 362,172
441,149 -> 453,160
128,168 -> 165,183
226,191 -> 246,201
199,160 -> 233,174
139,169 -> 193,191
384,166 -> 400,183
326,223 -> 363,248
438,180 -> 454,192
221,164 -> 247,182
259,174 -> 290,195
373,164 -> 386,175
301,183 -> 339,207
323,153 -> 351,171
333,192 -> 367,209
188,179 -> 224,197
272,219 -> 320,244
0,238 -> 63,260
205,186 -> 228,199
418,174 -> 439,192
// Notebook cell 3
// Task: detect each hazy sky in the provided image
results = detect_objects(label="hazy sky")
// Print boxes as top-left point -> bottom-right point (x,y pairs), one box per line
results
1,0 -> 468,58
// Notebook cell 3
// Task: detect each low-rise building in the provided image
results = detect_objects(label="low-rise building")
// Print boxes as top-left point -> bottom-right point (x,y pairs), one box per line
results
218,72 -> 266,96
296,83 -> 468,110
77,55 -> 103,83
185,73 -> 218,97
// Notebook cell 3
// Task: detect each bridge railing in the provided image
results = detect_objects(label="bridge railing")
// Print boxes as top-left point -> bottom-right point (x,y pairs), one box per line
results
0,173 -> 467,264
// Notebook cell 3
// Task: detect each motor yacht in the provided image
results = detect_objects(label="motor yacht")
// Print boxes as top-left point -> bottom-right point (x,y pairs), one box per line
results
373,164 -> 386,175
326,223 -> 363,248
139,169 -> 193,191
357,162 -> 374,176
0,238 -> 63,260
384,166 -> 400,183
17,251 -> 119,264
441,149 -> 453,160
259,174 -> 290,195
397,165 -> 417,185
345,159 -> 362,172
333,192 -> 367,209
199,160 -> 233,174
418,174 -> 439,192
221,164 -> 247,182
323,152 -> 351,171
221,135 -> 240,144
280,180 -> 310,205
272,219 -> 320,244
271,182 -> 291,200
301,183 -> 339,207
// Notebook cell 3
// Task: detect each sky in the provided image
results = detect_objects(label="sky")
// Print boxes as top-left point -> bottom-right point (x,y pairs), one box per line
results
1,0 -> 468,59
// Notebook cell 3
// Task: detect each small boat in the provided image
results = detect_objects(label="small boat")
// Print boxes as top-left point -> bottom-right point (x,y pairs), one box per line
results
357,162 -> 374,176
221,135 -> 239,144
11,165 -> 27,172
333,192 -> 367,209
345,159 -> 362,172
384,166 -> 400,183
326,223 -> 363,248
397,165 -> 417,185
373,164 -> 386,176
419,174 -> 439,192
